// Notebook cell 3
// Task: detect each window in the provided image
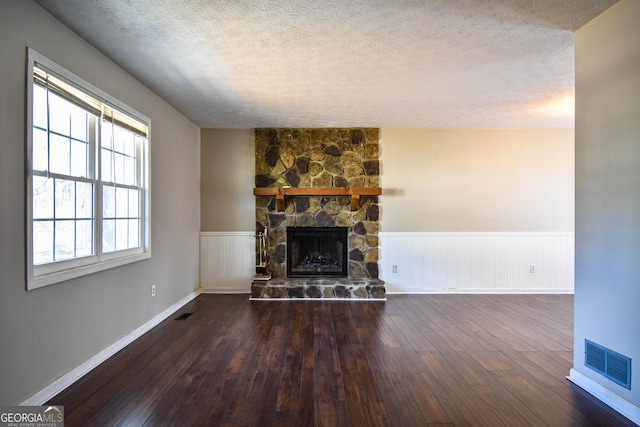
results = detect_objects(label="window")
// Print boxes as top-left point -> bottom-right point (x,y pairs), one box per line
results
26,49 -> 150,290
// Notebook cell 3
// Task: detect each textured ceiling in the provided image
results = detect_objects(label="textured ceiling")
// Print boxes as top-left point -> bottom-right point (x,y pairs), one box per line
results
34,0 -> 617,128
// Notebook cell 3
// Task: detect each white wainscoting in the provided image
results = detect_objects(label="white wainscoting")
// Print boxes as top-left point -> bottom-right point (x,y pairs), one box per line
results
379,232 -> 574,293
200,231 -> 574,294
200,232 -> 254,293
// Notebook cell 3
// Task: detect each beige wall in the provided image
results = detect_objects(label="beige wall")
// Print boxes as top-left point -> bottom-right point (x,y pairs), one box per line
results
1,0 -> 201,404
200,128 -> 574,234
380,129 -> 575,232
201,129 -> 255,231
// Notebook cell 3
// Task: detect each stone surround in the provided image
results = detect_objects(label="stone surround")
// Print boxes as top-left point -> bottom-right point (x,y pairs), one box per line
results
254,128 -> 385,299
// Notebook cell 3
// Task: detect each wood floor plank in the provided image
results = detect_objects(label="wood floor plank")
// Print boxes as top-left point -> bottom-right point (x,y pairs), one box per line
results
417,350 -> 507,426
331,303 -> 390,426
342,373 -> 385,427
47,294 -> 638,427
273,303 -> 308,424
240,302 -> 293,427
492,368 -> 609,427
313,303 -> 346,404
472,384 -> 540,427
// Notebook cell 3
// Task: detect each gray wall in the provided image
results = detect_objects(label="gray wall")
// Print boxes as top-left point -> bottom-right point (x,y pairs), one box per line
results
201,129 -> 255,231
574,0 -> 640,406
0,0 -> 201,404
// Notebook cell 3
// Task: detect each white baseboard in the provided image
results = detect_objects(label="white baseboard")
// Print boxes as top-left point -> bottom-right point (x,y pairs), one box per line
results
21,290 -> 201,406
200,288 -> 250,294
567,368 -> 640,424
248,297 -> 387,301
386,289 -> 574,295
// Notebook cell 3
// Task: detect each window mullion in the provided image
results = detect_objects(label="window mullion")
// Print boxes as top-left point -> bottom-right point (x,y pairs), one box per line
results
67,114 -> 72,176
137,137 -> 144,246
73,181 -> 77,259
45,77 -> 51,179
52,178 -> 57,262
94,116 -> 103,261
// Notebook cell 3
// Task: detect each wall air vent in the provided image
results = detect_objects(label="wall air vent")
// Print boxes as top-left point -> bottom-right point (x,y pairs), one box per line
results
585,340 -> 631,390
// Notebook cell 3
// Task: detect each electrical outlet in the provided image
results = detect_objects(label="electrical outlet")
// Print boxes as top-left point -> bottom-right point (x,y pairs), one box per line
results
151,284 -> 156,297
530,265 -> 536,273
392,265 -> 398,273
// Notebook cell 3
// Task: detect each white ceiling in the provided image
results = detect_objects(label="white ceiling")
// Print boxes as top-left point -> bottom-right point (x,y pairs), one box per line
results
34,0 -> 617,129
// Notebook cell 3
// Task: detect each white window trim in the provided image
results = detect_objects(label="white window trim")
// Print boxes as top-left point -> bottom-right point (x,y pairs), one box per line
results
26,48 -> 151,290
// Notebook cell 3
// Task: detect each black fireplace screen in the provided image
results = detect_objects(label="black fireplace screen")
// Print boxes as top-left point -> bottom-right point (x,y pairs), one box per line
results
287,227 -> 348,277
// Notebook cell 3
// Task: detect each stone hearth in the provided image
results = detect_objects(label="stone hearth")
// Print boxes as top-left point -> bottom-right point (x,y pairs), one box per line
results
251,278 -> 386,300
253,128 -> 385,300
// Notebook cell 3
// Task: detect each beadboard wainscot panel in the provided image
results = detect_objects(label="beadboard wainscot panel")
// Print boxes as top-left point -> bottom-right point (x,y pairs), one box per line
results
200,232 -> 254,293
379,232 -> 574,293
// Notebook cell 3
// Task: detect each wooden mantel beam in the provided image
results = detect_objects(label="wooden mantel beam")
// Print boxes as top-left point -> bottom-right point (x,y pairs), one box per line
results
253,187 -> 382,212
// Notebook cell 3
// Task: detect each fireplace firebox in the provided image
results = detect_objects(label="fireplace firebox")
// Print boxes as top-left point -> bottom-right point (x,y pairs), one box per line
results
287,227 -> 348,278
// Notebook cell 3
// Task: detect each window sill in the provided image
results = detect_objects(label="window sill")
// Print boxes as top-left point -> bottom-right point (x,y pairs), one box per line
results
28,251 -> 150,290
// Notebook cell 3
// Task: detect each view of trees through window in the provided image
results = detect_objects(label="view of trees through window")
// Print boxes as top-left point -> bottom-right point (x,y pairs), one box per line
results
32,85 -> 95,264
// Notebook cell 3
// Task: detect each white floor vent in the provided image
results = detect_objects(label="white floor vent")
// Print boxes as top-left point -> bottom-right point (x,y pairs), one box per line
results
585,339 -> 631,390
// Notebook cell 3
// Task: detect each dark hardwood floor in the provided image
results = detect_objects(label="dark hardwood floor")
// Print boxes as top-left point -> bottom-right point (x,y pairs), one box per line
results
49,294 -> 637,426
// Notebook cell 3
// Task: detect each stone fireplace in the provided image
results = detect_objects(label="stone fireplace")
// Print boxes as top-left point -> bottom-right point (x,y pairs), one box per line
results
251,128 -> 385,299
